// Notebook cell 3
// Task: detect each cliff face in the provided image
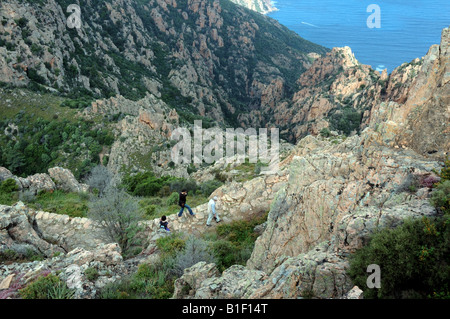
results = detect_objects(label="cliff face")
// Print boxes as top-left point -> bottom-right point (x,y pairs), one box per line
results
171,28 -> 449,299
0,0 -> 326,126
261,27 -> 449,153
369,27 -> 449,158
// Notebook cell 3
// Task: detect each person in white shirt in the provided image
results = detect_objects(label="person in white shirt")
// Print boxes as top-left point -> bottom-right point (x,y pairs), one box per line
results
206,196 -> 221,226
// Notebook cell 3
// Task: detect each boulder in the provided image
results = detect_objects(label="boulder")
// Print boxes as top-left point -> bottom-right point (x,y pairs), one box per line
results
0,202 -> 64,258
0,167 -> 14,182
173,262 -> 267,299
344,286 -> 364,299
0,243 -> 130,299
48,167 -> 89,193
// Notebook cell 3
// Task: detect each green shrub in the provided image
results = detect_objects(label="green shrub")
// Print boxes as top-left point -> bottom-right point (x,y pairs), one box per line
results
85,267 -> 100,282
29,190 -> 89,218
123,171 -> 176,197
200,180 -> 223,197
143,204 -> 157,218
320,128 -> 331,138
47,282 -> 76,299
348,217 -> 450,299
430,180 -> 450,214
211,213 -> 268,271
212,239 -> 238,271
437,158 -> 450,182
166,192 -> 179,206
19,273 -> 73,299
156,233 -> 186,258
0,249 -> 19,262
0,178 -> 18,193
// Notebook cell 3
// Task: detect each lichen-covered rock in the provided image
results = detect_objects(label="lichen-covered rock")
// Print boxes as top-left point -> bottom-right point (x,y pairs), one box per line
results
173,262 -> 220,299
173,262 -> 266,299
48,167 -> 89,193
249,242 -> 352,299
0,202 -> 64,258
0,167 -> 14,182
0,243 -> 129,299
247,132 -> 441,274
344,286 -> 364,299
0,202 -> 109,254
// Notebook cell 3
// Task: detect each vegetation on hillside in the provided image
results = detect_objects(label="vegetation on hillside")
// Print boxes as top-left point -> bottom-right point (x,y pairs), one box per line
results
348,159 -> 450,299
98,212 -> 268,299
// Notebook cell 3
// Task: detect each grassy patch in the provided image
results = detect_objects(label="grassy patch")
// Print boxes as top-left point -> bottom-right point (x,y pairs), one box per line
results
0,88 -> 76,122
27,190 -> 89,218
210,212 -> 268,271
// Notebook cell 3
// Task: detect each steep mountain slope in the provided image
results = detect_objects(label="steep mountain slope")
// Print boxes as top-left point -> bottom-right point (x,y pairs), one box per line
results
172,27 -> 449,299
0,0 -> 327,127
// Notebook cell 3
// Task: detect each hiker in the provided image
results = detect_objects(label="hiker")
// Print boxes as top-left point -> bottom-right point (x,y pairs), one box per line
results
178,189 -> 195,217
159,215 -> 170,232
206,196 -> 221,227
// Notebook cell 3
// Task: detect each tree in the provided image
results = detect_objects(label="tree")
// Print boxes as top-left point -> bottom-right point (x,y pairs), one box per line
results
88,188 -> 144,257
85,165 -> 112,195
172,236 -> 216,277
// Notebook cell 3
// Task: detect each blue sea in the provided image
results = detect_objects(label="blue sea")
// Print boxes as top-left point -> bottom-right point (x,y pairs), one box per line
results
268,0 -> 450,73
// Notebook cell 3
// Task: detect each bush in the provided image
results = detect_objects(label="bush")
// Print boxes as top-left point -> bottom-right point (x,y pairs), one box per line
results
212,239 -> 238,271
85,267 -> 100,282
212,213 -> 268,271
88,188 -> 144,257
156,233 -> 186,258
0,178 -> 18,193
85,165 -> 112,195
123,171 -> 176,197
166,192 -> 179,206
320,128 -> 331,138
200,180 -> 223,197
47,282 -> 76,299
348,217 -> 450,299
430,180 -> 450,214
435,158 -> 450,182
173,236 -> 216,277
169,178 -> 198,194
19,273 -> 74,299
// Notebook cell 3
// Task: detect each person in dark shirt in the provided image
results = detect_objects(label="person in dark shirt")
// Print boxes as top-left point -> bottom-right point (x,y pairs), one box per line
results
159,215 -> 170,232
178,189 -> 195,217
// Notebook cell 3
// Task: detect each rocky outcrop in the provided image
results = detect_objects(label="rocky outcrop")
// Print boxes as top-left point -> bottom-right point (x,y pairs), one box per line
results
48,167 -> 89,193
249,242 -> 352,299
0,243 -> 130,299
1,202 -> 109,255
0,167 -> 88,195
0,167 -> 55,195
230,0 -> 277,14
258,27 -> 449,149
0,202 -> 65,258
247,130 -> 441,274
171,30 -> 448,299
368,27 -> 449,159
173,262 -> 267,299
85,94 -> 187,178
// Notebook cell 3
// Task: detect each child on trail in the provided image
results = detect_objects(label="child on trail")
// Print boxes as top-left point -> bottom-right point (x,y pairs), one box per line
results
160,215 -> 170,232
178,189 -> 195,217
206,196 -> 221,227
